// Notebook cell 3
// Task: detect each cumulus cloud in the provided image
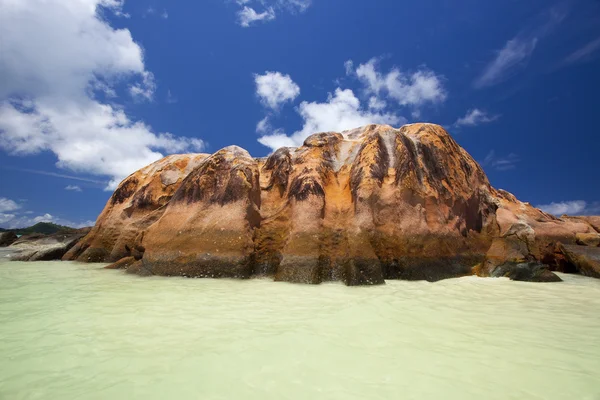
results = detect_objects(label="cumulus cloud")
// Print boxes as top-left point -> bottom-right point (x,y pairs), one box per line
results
351,58 -> 447,108
0,198 -> 21,213
0,0 -> 205,191
481,151 -> 519,171
65,185 -> 82,192
454,109 -> 499,127
474,6 -> 567,88
255,72 -> 300,110
258,88 -> 402,151
256,57 -> 447,151
536,200 -> 587,216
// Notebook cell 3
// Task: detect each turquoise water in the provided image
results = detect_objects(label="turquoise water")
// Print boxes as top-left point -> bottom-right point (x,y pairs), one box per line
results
1,260 -> 599,400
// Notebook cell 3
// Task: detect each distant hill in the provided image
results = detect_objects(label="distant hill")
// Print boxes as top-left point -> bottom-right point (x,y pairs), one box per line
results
0,222 -> 77,236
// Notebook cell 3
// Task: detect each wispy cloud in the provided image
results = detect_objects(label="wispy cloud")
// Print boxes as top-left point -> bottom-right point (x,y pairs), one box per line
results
564,37 -> 600,65
481,151 -> 519,171
65,185 -> 82,192
3,167 -> 108,185
233,0 -> 311,27
536,200 -> 595,216
166,90 -> 178,104
474,5 -> 568,88
454,109 -> 499,128
143,7 -> 168,19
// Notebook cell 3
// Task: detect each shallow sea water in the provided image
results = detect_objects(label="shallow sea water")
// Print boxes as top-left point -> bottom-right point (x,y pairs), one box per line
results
1,259 -> 599,400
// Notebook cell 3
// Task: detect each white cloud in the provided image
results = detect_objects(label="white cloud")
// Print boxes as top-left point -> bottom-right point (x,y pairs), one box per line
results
352,58 -> 447,107
482,151 -> 519,171
258,88 -> 402,151
536,200 -> 587,216
65,185 -> 82,192
474,6 -> 567,88
233,0 -> 310,27
238,6 -> 276,27
454,108 -> 499,127
564,37 -> 600,65
0,198 -> 21,213
255,71 -> 300,110
0,0 -> 205,191
255,58 -> 447,151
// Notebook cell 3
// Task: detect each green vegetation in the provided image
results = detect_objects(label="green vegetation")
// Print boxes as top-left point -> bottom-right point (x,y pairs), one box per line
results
0,222 -> 76,236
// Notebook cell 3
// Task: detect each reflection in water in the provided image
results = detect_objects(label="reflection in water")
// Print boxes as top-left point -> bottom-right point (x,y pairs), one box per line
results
1,261 -> 599,400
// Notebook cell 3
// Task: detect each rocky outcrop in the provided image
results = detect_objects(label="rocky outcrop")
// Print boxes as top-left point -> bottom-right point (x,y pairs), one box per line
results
0,231 -> 18,247
10,230 -> 89,261
559,245 -> 600,278
83,123 -> 599,284
63,154 -> 208,263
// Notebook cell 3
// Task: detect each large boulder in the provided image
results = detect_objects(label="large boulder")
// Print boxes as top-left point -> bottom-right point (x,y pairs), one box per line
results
559,244 -> 600,278
139,146 -> 261,278
72,123 -> 600,284
9,230 -> 89,261
0,231 -> 18,247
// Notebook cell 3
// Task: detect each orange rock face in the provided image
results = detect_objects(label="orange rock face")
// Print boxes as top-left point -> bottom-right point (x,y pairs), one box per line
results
63,154 -> 208,262
72,124 -> 600,284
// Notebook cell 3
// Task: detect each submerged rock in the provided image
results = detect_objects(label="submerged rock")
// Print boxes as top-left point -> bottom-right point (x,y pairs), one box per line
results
67,123 -> 600,284
9,230 -> 89,261
489,262 -> 562,283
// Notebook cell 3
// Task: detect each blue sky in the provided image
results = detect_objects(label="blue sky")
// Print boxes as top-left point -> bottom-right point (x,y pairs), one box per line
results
1,0 -> 600,228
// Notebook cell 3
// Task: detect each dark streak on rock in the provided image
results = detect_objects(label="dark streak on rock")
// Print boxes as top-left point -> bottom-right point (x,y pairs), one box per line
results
370,134 -> 389,183
288,176 -> 325,201
262,147 -> 292,192
111,177 -> 139,205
